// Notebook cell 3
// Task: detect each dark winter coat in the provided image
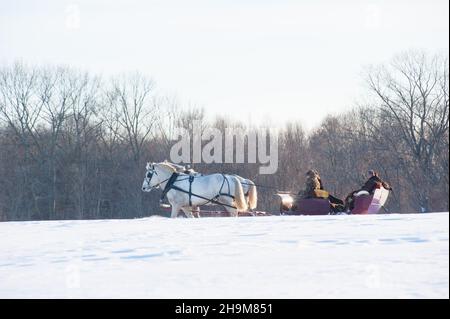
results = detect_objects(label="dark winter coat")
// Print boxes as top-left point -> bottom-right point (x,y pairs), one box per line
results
361,175 -> 392,193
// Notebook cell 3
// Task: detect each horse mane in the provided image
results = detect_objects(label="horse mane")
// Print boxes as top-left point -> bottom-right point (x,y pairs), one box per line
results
169,162 -> 187,171
156,161 -> 177,172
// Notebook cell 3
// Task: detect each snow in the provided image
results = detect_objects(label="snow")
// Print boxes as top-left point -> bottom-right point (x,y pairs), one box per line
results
0,212 -> 448,299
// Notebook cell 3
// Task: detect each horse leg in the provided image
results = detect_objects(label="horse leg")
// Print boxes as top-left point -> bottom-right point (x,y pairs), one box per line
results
245,195 -> 251,211
192,206 -> 201,218
170,205 -> 180,218
181,207 -> 195,218
222,196 -> 239,217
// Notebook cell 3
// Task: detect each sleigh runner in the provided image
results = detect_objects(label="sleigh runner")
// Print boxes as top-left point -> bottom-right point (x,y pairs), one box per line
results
167,209 -> 272,218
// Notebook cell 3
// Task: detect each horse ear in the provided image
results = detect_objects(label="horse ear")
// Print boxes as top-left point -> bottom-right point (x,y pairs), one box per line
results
146,162 -> 151,170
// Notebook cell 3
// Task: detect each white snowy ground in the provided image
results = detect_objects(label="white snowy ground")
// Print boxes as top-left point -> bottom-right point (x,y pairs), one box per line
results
0,212 -> 448,299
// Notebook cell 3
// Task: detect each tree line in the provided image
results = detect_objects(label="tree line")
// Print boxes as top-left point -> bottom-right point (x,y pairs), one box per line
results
0,50 -> 448,221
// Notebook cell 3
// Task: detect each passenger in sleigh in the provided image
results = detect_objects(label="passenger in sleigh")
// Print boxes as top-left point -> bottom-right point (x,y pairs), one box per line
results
344,170 -> 392,212
298,169 -> 323,199
297,170 -> 345,213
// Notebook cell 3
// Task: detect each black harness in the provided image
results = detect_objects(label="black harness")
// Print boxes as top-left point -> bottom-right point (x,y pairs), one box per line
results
159,172 -> 237,209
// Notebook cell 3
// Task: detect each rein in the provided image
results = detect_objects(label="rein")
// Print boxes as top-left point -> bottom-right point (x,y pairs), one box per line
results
239,181 -> 280,190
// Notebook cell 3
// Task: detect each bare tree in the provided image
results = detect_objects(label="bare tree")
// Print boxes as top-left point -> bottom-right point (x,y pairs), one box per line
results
107,73 -> 158,163
59,70 -> 101,219
366,50 -> 449,211
0,63 -> 44,219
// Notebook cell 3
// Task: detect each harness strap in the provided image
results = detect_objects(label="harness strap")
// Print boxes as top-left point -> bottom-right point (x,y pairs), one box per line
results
218,174 -> 226,194
219,174 -> 235,199
225,175 -> 230,193
188,175 -> 194,206
167,184 -> 237,209
160,173 -> 238,210
160,172 -> 180,202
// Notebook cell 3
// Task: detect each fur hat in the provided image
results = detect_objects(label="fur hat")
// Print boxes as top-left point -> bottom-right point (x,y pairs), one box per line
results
368,170 -> 377,177
306,169 -> 318,177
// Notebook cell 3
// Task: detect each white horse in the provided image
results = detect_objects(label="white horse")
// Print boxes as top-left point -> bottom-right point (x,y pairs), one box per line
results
142,162 -> 249,218
168,164 -> 258,211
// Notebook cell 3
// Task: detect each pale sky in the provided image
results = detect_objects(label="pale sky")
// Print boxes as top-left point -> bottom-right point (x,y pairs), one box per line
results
1,0 -> 449,130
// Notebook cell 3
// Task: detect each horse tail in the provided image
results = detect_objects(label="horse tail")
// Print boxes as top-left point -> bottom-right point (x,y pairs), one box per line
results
233,178 -> 248,212
247,180 -> 258,210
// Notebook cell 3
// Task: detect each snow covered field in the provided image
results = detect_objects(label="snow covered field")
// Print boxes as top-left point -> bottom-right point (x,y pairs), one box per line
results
0,212 -> 448,299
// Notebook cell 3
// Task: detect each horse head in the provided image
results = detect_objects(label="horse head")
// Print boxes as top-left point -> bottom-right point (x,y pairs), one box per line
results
142,162 -> 156,192
142,162 -> 177,192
